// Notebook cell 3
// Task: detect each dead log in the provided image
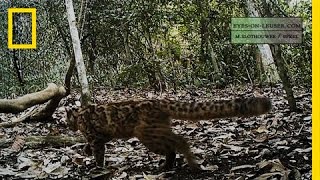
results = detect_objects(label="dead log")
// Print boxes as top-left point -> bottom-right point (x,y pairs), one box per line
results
0,135 -> 86,149
0,83 -> 66,128
0,83 -> 66,113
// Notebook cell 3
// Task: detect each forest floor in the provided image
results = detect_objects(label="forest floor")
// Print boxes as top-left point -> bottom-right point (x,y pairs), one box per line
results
0,85 -> 311,180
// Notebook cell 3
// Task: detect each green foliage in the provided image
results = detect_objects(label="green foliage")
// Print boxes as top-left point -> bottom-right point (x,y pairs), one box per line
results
277,0 -> 312,87
0,0 -> 68,98
0,0 -> 311,97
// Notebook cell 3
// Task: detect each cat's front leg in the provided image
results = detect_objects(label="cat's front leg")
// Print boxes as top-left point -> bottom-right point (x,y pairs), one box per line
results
91,139 -> 106,167
83,143 -> 92,156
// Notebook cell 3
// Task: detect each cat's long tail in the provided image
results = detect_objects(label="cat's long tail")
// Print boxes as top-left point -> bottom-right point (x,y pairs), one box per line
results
157,97 -> 271,121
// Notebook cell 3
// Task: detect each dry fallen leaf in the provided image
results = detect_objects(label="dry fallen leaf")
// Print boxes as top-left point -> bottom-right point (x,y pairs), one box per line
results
11,135 -> 26,152
221,144 -> 245,152
231,164 -> 255,172
71,154 -> 86,166
0,87 -> 311,179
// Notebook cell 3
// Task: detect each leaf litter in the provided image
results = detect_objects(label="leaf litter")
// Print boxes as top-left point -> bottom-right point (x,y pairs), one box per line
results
0,85 -> 311,179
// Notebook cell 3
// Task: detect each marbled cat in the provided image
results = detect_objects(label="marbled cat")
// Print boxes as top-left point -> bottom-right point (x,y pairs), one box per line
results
66,97 -> 271,170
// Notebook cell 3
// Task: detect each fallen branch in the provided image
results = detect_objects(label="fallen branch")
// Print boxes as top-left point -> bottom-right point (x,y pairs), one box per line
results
0,84 -> 66,128
0,135 -> 86,149
0,83 -> 65,114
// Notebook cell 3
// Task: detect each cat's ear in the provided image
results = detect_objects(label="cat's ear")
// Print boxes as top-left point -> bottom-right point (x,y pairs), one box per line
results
65,106 -> 71,113
65,106 -> 79,116
86,104 -> 96,112
65,106 -> 79,131
65,107 -> 71,116
65,106 -> 74,120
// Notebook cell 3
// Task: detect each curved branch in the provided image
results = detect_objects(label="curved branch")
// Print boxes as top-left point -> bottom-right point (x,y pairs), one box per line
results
0,83 -> 65,113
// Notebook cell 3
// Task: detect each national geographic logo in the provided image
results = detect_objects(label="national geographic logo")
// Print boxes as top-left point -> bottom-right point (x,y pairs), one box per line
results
8,8 -> 37,49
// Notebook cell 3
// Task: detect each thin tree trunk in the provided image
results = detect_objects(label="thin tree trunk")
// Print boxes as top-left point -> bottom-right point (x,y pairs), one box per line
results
12,50 -> 24,85
144,27 -> 166,91
48,3 -> 75,95
270,45 -> 297,111
246,0 -> 280,83
259,0 -> 297,111
65,0 -> 91,106
208,40 -> 220,74
197,0 -> 209,62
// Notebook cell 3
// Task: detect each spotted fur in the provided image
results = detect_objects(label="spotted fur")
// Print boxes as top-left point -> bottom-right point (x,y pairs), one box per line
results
65,97 -> 271,169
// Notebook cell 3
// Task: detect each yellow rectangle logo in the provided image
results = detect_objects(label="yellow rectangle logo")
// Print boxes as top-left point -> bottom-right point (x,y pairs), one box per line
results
8,8 -> 37,49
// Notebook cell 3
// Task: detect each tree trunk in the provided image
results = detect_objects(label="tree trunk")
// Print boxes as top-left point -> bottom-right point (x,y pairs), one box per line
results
208,40 -> 220,74
65,0 -> 91,106
246,0 -> 280,83
258,0 -> 298,112
270,45 -> 297,111
197,0 -> 209,62
48,2 -> 75,95
12,50 -> 24,85
144,27 -> 166,91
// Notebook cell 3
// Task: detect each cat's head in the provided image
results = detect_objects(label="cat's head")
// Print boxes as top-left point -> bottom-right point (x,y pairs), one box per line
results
65,106 -> 80,131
